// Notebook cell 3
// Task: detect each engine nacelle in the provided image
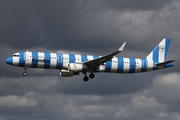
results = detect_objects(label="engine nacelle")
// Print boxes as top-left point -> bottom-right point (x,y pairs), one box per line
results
60,70 -> 74,77
68,63 -> 83,72
60,70 -> 79,77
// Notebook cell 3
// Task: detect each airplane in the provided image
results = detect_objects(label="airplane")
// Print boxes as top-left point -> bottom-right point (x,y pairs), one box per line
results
5,38 -> 175,82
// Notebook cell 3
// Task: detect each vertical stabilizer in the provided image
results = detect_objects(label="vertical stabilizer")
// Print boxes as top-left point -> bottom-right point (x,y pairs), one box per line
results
146,38 -> 171,63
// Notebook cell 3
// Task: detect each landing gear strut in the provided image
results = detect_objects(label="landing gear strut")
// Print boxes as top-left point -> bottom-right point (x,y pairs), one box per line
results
23,68 -> 27,76
83,72 -> 89,82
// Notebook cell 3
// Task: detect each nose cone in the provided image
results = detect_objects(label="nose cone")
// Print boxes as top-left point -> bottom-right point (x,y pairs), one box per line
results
5,57 -> 12,65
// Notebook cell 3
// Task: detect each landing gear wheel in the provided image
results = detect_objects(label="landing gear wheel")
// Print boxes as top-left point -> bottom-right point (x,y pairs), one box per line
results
23,68 -> 27,76
23,72 -> 26,76
89,73 -> 95,79
83,76 -> 89,82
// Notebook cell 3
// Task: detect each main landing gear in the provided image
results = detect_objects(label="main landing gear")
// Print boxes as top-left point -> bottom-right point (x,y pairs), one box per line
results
83,73 -> 95,82
23,68 -> 27,76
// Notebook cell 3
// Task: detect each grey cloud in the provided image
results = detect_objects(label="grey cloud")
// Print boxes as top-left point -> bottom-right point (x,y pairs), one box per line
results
0,95 -> 38,107
149,73 -> 180,111
0,0 -> 178,54
80,0 -> 172,12
0,73 -> 180,120
101,0 -> 172,11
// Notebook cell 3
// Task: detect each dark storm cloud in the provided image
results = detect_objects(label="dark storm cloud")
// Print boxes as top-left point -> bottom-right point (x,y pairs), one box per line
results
0,0 -> 80,49
1,0 -> 113,52
1,0 -> 180,120
55,73 -> 153,95
0,0 -> 175,53
101,0 -> 172,11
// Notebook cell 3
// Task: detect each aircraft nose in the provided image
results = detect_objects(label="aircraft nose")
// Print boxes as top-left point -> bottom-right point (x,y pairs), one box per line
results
5,57 -> 12,65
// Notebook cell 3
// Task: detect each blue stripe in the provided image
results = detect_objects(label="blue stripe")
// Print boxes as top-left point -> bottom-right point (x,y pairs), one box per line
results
165,63 -> 173,68
81,55 -> 88,62
105,61 -> 112,72
153,65 -> 158,70
7,57 -> 13,65
31,52 -> 38,68
129,58 -> 136,73
56,53 -> 63,69
117,58 -> 124,73
153,46 -> 159,62
19,52 -> 25,67
141,58 -> 147,72
69,54 -> 75,63
44,52 -> 51,69
93,55 -> 99,60
164,38 -> 171,60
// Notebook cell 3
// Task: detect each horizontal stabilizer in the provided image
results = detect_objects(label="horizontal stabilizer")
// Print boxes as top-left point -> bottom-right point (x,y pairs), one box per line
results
155,60 -> 175,67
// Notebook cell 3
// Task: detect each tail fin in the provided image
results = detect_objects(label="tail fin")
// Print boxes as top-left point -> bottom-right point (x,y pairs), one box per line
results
146,38 -> 171,63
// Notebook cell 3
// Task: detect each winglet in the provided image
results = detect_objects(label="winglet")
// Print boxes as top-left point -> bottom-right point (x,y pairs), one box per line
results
118,42 -> 126,52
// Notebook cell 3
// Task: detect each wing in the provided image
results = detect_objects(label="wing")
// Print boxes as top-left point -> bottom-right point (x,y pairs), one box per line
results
83,42 -> 126,69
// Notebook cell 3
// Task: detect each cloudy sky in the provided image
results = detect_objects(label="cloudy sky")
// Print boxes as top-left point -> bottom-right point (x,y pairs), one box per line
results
1,0 -> 180,120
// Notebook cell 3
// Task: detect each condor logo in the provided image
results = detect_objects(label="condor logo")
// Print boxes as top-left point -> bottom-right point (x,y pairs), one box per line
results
160,45 -> 165,52
32,59 -> 50,63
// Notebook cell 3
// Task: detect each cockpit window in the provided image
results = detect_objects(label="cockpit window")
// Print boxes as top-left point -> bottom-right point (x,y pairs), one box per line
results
12,55 -> 19,57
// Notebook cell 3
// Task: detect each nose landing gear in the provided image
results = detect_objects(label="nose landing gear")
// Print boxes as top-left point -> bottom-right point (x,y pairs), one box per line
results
23,68 -> 27,76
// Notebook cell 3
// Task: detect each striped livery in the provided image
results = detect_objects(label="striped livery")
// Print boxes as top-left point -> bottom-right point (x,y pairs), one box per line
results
5,38 -> 174,81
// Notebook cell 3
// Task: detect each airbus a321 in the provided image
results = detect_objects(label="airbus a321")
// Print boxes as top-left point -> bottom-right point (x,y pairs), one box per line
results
5,38 -> 175,82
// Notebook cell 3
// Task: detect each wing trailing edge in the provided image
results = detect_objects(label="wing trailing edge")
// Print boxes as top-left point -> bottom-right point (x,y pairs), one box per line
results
83,42 -> 126,67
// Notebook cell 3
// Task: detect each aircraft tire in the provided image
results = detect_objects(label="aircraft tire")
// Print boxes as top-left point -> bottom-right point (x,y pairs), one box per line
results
89,73 -> 95,79
83,76 -> 89,82
23,72 -> 26,76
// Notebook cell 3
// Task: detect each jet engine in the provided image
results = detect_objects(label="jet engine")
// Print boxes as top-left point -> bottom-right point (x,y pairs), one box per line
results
60,69 -> 79,77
